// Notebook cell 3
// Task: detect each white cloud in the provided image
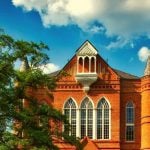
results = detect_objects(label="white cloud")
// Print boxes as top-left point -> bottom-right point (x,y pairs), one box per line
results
15,60 -> 59,74
39,63 -> 60,74
138,47 -> 150,62
90,25 -> 105,34
106,36 -> 129,50
12,0 -> 150,38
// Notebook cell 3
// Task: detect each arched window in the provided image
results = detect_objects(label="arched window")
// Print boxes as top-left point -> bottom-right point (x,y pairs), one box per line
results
64,98 -> 77,136
91,57 -> 95,72
78,57 -> 83,73
80,97 -> 93,139
97,98 -> 110,139
84,57 -> 89,72
126,102 -> 134,141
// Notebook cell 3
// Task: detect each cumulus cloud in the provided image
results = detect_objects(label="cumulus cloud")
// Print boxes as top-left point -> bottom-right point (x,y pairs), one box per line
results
138,47 -> 150,62
39,63 -> 60,74
12,0 -> 150,38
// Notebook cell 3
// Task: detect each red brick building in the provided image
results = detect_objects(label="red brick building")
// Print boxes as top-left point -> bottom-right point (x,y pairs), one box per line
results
50,41 -> 150,150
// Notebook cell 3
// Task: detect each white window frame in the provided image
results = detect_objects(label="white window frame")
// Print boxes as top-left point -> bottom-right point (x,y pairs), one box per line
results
63,98 -> 77,137
97,98 -> 111,140
80,97 -> 94,139
125,101 -> 135,142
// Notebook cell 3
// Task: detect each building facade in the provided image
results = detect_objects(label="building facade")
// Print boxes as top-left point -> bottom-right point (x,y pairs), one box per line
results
50,41 -> 150,150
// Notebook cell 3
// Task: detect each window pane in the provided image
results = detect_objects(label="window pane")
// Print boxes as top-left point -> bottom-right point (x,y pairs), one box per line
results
104,125 -> 109,139
71,109 -> 76,119
126,125 -> 134,141
64,110 -> 69,121
126,102 -> 134,141
97,109 -> 102,139
126,108 -> 134,123
64,99 -> 76,136
81,125 -> 86,139
80,98 -> 93,139
81,109 -> 86,138
88,109 -> 93,119
81,109 -> 86,118
88,109 -> 93,138
87,125 -> 93,138
97,99 -> 110,139
71,125 -> 76,136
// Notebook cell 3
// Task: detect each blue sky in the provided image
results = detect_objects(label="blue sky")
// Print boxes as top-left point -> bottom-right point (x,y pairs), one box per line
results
1,0 -> 150,76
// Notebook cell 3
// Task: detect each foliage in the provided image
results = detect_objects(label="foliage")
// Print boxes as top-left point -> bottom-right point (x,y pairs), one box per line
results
0,30 -> 82,150
63,134 -> 83,150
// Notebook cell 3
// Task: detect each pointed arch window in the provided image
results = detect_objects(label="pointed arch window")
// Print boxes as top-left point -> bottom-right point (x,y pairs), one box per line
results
91,57 -> 95,72
97,98 -> 110,139
78,57 -> 83,73
126,102 -> 134,141
84,57 -> 89,72
64,98 -> 77,136
80,97 -> 93,139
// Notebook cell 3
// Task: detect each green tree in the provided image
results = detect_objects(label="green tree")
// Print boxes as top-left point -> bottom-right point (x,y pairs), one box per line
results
0,31 -> 81,150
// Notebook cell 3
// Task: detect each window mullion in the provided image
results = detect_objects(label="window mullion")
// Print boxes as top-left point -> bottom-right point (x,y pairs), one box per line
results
102,107 -> 104,139
69,107 -> 71,136
126,102 -> 134,141
109,108 -> 111,139
76,109 -> 80,137
86,108 -> 88,136
93,108 -> 96,139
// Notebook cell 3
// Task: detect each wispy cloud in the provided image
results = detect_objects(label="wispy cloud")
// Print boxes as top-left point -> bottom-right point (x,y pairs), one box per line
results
89,25 -> 105,34
12,0 -> 150,38
106,36 -> 129,50
129,57 -> 134,63
138,47 -> 150,62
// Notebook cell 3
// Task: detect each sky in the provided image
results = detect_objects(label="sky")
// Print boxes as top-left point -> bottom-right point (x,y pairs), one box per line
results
1,0 -> 150,76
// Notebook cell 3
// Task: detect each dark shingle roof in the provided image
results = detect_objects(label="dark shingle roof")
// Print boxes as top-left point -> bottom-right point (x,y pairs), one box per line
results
114,69 -> 140,79
49,70 -> 60,77
49,69 -> 139,80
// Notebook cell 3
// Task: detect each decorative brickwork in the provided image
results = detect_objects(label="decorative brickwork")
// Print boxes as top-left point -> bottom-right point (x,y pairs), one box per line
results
35,41 -> 150,150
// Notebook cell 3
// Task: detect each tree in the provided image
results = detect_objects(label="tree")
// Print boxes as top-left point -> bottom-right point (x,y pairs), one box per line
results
0,31 -> 82,150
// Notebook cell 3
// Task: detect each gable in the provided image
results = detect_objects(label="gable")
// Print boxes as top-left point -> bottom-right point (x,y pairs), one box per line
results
61,54 -> 119,81
76,40 -> 98,56
56,41 -> 119,82
51,41 -> 139,92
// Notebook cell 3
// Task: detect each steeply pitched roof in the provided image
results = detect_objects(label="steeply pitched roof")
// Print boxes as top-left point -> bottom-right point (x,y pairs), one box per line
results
49,41 -> 140,80
49,69 -> 139,80
114,69 -> 139,79
49,70 -> 60,77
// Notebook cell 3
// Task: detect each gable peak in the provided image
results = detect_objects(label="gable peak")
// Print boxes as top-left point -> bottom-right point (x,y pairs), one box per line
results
76,41 -> 98,56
